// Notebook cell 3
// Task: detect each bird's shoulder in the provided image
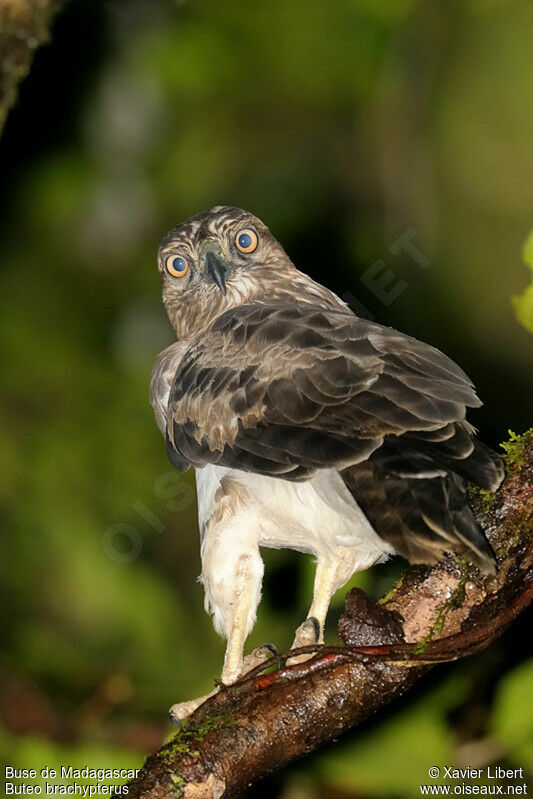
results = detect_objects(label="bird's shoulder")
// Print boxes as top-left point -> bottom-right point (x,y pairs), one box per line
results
176,300 -> 479,409
150,340 -> 190,433
158,300 -> 483,477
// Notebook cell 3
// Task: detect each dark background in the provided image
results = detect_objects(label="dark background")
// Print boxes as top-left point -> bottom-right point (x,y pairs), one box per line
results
1,1 -> 532,796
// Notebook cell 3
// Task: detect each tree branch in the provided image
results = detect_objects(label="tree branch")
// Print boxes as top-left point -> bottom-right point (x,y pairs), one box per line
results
0,0 -> 64,134
123,435 -> 532,799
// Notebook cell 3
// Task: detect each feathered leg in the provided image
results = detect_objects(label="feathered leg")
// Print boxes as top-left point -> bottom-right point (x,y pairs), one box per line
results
170,513 -> 264,722
220,553 -> 258,683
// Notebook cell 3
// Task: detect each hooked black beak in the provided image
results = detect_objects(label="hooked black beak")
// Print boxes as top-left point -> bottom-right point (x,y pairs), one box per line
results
204,250 -> 227,295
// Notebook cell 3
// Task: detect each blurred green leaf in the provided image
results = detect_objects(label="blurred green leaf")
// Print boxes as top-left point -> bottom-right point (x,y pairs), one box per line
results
490,658 -> 533,767
312,673 -> 468,795
314,692 -> 454,795
512,230 -> 533,333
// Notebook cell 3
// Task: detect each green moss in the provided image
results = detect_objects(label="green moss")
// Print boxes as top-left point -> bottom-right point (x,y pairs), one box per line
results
470,429 -> 531,510
501,428 -> 533,477
162,714 -> 235,761
160,714 -> 235,797
379,575 -> 405,605
169,773 -> 186,798
492,501 -> 531,560
478,487 -> 496,511
412,571 -> 468,655
197,714 -> 235,740
469,483 -> 494,511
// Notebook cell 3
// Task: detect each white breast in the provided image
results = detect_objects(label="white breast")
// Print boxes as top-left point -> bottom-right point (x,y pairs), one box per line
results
195,464 -> 393,573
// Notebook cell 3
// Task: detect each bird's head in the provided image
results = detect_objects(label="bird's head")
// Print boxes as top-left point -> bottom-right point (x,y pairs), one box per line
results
158,206 -> 299,339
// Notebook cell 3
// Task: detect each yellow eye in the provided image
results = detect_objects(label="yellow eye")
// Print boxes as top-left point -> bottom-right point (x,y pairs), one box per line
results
166,255 -> 189,278
235,228 -> 258,254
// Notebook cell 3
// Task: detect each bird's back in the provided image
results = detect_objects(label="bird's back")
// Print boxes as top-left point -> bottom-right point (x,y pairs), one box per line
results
154,298 -> 503,571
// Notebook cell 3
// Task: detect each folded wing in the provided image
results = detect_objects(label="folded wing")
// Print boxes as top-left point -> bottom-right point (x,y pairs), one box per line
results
160,302 -> 502,570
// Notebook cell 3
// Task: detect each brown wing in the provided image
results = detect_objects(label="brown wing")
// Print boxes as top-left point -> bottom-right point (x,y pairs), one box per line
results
164,302 -> 503,570
165,302 -> 485,476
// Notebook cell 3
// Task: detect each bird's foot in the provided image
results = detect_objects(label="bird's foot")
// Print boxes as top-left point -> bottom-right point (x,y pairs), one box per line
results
287,616 -> 321,666
168,644 -> 279,724
241,643 -> 280,674
169,690 -> 218,725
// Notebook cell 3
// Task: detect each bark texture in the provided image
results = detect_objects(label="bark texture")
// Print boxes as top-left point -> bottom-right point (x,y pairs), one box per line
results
0,0 -> 63,133
123,435 -> 532,799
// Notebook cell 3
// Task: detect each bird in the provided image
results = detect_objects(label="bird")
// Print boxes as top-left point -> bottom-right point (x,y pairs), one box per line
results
150,205 -> 503,719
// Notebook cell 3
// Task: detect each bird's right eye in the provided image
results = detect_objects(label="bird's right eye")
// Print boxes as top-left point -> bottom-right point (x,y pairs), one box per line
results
166,256 -> 189,278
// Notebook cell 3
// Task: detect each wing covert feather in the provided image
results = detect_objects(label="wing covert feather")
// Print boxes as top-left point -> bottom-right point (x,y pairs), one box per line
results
165,303 -> 482,477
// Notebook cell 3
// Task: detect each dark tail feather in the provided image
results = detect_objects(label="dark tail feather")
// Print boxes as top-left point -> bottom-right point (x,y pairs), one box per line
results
409,426 -> 504,492
341,433 -> 499,574
431,439 -> 503,493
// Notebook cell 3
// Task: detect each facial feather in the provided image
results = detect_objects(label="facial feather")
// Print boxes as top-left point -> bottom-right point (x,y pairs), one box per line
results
158,205 -> 345,340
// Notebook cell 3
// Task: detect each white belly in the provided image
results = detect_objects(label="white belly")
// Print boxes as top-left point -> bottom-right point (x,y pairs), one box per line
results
195,464 -> 393,573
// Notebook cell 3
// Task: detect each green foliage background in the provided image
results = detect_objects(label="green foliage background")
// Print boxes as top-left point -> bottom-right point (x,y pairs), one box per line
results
0,1 -> 531,796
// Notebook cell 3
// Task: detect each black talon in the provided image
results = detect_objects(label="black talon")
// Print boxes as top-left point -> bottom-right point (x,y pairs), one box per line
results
306,616 -> 321,643
168,710 -> 185,728
259,642 -> 281,670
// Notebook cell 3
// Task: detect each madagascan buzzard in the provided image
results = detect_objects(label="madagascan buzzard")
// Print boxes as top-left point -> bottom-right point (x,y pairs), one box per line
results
150,206 -> 503,719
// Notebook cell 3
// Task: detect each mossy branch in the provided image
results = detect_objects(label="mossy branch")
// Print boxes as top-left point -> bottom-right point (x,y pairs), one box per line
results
122,433 -> 532,799
0,0 -> 64,134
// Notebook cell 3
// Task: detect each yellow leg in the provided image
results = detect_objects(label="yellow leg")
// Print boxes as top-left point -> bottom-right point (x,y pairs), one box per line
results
289,558 -> 341,659
307,559 -> 341,643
